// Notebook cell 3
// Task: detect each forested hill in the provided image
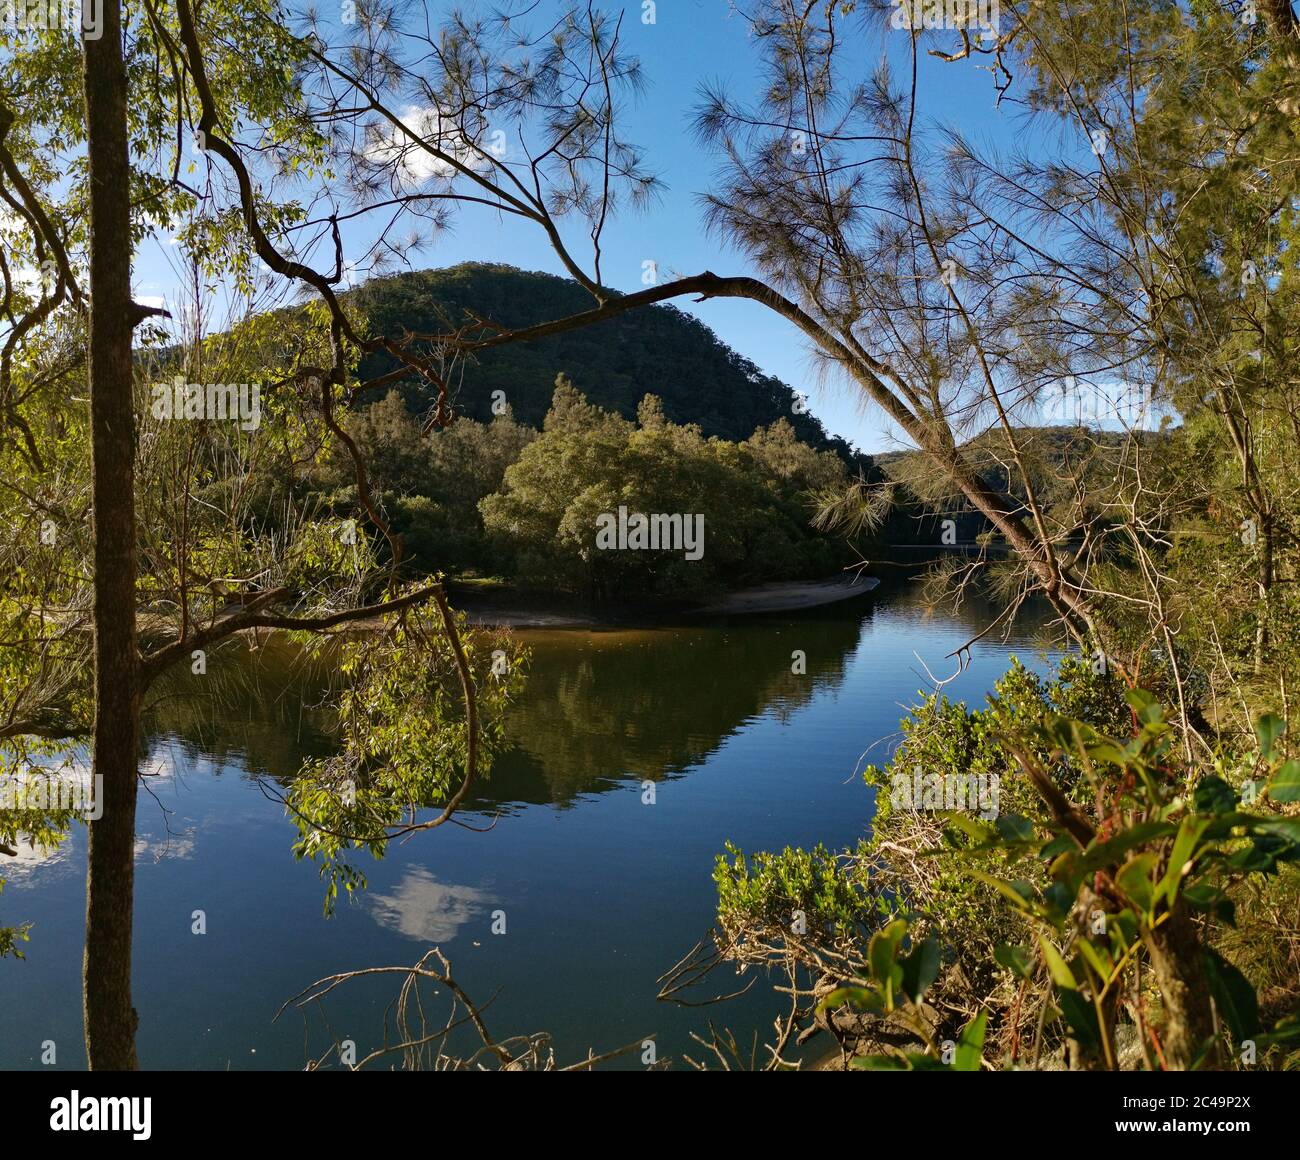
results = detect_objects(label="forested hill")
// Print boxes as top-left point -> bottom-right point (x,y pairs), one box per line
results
351,263 -> 860,461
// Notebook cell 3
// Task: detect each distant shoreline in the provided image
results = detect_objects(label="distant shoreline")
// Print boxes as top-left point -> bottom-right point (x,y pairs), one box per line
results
454,575 -> 881,629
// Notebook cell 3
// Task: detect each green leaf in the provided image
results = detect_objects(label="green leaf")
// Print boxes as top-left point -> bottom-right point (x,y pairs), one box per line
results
868,920 -> 907,1002
1058,990 -> 1101,1047
1182,883 -> 1236,926
1194,777 -> 1236,816
1080,821 -> 1177,872
1245,817 -> 1300,845
995,813 -> 1036,842
1108,909 -> 1139,950
819,985 -> 885,1016
1075,936 -> 1115,983
1201,947 -> 1260,1042
1037,933 -> 1077,990
1268,759 -> 1300,804
1157,817 -> 1208,907
1254,1015 -> 1300,1048
850,1054 -> 909,1070
938,811 -> 997,843
1117,852 -> 1158,914
1040,834 -> 1076,859
1126,688 -> 1163,727
1045,879 -> 1079,918
899,937 -> 941,1005
952,1010 -> 987,1071
1041,715 -> 1082,751
994,943 -> 1035,979
1084,741 -> 1131,767
1254,714 -> 1286,761
962,868 -> 1036,912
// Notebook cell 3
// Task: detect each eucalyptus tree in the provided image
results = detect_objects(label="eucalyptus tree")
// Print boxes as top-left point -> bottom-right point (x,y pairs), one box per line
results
0,0 -> 662,1068
670,0 -> 1300,724
301,0 -> 1300,1073
6,0 -> 1291,1072
182,0 -> 1300,703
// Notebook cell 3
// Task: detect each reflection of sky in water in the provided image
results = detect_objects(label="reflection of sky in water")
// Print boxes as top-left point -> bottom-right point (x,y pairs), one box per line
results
369,866 -> 495,943
12,744 -> 185,783
133,828 -> 198,864
1,835 -> 74,878
1,585 -> 1063,1069
5,746 -> 199,879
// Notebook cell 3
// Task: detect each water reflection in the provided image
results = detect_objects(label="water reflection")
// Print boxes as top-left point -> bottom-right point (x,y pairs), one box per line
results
2,579 -> 1062,1070
137,581 -> 1060,815
141,643 -> 337,780
370,867 -> 497,943
133,829 -> 197,864
493,608 -> 869,805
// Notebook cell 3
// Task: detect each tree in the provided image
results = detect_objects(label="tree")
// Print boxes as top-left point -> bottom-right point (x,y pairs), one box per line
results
81,0 -> 148,1071
478,379 -> 848,597
0,0 -> 696,1068
8,0 -> 1296,1071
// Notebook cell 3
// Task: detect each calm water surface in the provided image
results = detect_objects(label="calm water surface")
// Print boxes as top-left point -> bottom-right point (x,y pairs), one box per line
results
1,582 -> 1060,1069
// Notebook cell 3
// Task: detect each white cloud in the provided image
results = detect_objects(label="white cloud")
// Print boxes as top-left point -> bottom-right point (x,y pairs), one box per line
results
134,828 -> 197,863
0,835 -> 73,878
365,106 -> 497,189
369,866 -> 495,943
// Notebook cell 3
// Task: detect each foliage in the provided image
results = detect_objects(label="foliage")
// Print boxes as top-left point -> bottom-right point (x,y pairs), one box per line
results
954,692 -> 1300,1069
715,840 -> 875,945
858,658 -> 1129,968
352,263 -> 865,460
715,660 -> 1300,1069
818,918 -> 987,1071
286,603 -> 527,910
479,379 -> 854,598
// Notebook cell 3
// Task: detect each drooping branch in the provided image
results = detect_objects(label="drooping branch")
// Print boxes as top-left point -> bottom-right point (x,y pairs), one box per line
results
138,582 -> 444,689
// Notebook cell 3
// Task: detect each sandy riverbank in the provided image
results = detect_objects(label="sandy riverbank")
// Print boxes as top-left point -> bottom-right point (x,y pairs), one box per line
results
689,575 -> 880,616
458,575 -> 880,629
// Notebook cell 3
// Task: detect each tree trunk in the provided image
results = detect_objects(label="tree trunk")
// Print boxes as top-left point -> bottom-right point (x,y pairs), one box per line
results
1254,511 -> 1273,677
1142,907 -> 1216,1070
83,0 -> 142,1071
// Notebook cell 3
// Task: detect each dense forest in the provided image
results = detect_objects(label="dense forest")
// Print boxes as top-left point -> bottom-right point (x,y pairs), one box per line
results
309,378 -> 856,596
212,263 -> 1110,595
351,263 -> 868,458
189,263 -> 874,599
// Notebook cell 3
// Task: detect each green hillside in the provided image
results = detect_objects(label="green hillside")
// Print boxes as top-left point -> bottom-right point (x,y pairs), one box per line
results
351,263 -> 862,463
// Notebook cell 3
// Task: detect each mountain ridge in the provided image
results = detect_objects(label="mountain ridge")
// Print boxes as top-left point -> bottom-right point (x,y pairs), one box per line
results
350,262 -> 866,465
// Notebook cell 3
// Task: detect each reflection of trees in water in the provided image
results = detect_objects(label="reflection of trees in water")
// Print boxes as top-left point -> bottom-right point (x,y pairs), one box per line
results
137,582 -> 1059,812
492,608 -> 868,806
140,612 -> 866,809
140,635 -> 338,781
876,575 -> 1062,660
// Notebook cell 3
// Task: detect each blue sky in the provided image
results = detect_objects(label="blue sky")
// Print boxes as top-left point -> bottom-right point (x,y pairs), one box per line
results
134,2 -> 1044,454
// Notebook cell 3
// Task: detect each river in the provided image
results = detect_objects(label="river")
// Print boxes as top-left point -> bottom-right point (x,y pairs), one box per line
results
0,580 -> 1060,1069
